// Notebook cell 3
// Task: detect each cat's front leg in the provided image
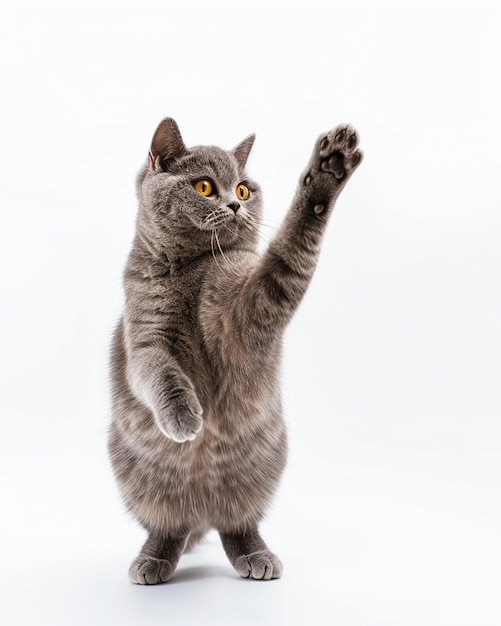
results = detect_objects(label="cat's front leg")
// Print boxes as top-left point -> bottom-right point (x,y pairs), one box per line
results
234,125 -> 362,341
272,123 -> 363,267
151,371 -> 204,443
126,343 -> 203,443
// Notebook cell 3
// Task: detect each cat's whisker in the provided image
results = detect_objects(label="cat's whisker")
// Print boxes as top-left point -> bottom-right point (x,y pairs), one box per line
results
201,212 -> 217,230
222,222 -> 239,238
214,229 -> 240,278
258,233 -> 273,247
211,228 -> 237,277
203,210 -> 237,232
241,215 -> 274,244
245,215 -> 277,233
210,228 -> 225,274
256,220 -> 277,231
243,212 -> 277,229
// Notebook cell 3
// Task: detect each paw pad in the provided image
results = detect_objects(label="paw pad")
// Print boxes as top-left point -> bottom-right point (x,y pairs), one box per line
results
334,127 -> 347,145
317,124 -> 362,181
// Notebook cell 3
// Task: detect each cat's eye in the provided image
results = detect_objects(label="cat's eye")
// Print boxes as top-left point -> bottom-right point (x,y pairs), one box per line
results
236,183 -> 250,201
195,179 -> 214,197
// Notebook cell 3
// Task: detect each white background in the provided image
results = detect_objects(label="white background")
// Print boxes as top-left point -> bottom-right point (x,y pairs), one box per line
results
1,1 -> 500,624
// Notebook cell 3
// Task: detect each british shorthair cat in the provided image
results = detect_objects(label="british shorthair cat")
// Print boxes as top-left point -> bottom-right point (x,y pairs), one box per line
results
108,118 -> 362,583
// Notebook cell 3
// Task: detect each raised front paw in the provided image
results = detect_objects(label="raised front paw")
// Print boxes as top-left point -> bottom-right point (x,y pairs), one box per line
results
318,125 -> 362,179
303,124 -> 362,204
155,388 -> 203,443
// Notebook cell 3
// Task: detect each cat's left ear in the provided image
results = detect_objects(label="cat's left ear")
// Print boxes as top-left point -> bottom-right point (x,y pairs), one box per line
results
232,133 -> 256,169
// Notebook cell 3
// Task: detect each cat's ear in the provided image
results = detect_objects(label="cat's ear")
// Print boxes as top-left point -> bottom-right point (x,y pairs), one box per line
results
232,133 -> 256,169
149,118 -> 187,170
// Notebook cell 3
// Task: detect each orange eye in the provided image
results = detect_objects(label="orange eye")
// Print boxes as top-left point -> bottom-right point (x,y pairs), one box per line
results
195,179 -> 213,196
236,183 -> 250,201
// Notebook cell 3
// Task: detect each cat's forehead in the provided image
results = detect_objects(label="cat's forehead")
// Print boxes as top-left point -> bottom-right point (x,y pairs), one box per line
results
178,146 -> 240,186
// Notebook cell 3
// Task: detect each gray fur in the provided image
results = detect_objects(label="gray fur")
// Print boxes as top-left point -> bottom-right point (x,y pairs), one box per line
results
108,118 -> 362,583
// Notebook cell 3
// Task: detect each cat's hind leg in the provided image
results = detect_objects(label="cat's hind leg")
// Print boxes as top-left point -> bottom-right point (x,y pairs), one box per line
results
129,530 -> 189,585
219,527 -> 283,581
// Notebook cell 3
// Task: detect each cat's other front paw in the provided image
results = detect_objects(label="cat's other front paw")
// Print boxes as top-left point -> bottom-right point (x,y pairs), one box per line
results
234,550 -> 283,581
155,388 -> 203,443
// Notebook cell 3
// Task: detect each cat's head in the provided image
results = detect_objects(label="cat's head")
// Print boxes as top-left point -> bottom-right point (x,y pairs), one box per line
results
136,118 -> 262,263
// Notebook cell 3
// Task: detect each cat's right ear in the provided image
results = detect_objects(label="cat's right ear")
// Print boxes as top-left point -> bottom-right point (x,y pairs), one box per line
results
149,118 -> 187,171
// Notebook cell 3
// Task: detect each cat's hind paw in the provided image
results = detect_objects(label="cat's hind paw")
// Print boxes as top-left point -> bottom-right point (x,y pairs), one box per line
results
129,555 -> 174,585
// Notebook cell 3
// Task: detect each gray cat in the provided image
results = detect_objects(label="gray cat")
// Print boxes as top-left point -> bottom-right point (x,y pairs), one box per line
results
108,118 -> 362,584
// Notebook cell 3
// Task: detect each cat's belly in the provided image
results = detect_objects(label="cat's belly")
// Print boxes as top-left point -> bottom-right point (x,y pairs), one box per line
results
202,414 -> 287,531
109,405 -> 287,533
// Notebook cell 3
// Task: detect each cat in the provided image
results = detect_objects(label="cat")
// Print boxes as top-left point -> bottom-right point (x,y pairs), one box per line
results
108,117 -> 362,584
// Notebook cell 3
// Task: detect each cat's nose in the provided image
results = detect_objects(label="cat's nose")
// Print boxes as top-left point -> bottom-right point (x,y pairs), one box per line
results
227,202 -> 240,214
